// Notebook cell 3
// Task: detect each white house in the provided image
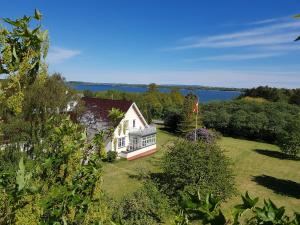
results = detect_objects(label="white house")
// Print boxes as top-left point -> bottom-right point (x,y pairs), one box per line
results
78,97 -> 157,160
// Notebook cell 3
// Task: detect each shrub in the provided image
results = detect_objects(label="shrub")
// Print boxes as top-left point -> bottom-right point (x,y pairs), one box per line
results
163,109 -> 182,133
112,182 -> 172,225
176,192 -> 300,225
161,139 -> 235,202
99,148 -> 107,161
278,132 -> 300,158
185,128 -> 217,144
107,151 -> 117,162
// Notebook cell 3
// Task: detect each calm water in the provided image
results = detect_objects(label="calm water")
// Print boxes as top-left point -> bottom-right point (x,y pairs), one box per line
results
73,84 -> 241,103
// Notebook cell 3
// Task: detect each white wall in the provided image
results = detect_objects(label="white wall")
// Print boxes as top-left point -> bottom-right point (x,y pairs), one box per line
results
119,144 -> 156,159
111,103 -> 148,153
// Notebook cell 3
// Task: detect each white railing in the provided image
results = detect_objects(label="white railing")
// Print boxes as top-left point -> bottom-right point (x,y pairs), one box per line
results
129,125 -> 156,136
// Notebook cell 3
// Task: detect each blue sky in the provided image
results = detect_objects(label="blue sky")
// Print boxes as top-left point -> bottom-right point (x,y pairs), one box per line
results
1,0 -> 300,88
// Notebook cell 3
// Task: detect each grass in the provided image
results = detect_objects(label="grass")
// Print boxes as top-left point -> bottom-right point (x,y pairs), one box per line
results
102,128 -> 300,214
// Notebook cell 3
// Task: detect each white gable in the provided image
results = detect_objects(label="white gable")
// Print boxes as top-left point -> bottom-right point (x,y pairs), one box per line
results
111,103 -> 149,152
124,103 -> 148,130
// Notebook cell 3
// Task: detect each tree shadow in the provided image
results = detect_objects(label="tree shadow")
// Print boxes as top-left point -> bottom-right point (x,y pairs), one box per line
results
252,175 -> 300,199
254,149 -> 300,161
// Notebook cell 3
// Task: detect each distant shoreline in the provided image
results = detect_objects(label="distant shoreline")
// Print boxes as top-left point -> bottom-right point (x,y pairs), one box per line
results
68,81 -> 245,92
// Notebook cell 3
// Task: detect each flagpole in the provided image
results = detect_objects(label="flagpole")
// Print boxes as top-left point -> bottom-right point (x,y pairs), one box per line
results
195,98 -> 198,141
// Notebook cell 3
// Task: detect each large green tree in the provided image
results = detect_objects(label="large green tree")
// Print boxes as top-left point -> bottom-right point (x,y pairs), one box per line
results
0,11 -> 110,224
177,93 -> 201,134
161,139 -> 235,202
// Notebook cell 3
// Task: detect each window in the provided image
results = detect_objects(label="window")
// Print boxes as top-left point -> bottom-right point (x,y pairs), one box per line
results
133,119 -> 136,128
118,137 -> 126,148
141,134 -> 156,148
133,138 -> 138,145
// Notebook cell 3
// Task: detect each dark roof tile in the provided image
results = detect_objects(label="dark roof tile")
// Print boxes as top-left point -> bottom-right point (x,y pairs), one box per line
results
82,97 -> 133,121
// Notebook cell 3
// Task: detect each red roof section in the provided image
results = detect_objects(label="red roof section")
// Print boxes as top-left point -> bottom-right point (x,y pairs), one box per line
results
82,97 -> 133,121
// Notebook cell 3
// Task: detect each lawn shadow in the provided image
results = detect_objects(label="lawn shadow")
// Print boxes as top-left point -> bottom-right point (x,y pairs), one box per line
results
254,149 -> 300,161
252,175 -> 300,199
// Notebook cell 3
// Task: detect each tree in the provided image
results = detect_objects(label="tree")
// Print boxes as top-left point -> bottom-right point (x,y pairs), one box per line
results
278,132 -> 300,158
0,9 -> 49,115
147,83 -> 158,93
0,116 -> 111,224
289,89 -> 300,105
177,93 -> 201,135
163,108 -> 182,133
277,115 -> 300,158
161,139 -> 235,202
93,131 -> 107,160
0,11 -> 110,224
108,108 -> 124,128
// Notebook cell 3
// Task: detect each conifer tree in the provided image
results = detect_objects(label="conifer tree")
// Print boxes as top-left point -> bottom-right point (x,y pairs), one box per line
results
178,93 -> 202,134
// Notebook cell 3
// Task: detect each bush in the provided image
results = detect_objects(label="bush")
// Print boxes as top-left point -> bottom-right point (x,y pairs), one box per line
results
112,182 -> 172,225
161,139 -> 235,202
163,109 -> 182,133
185,128 -> 217,144
278,132 -> 300,158
107,151 -> 117,162
99,148 -> 107,161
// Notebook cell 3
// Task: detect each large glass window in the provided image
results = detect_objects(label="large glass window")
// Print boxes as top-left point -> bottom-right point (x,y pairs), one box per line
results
118,137 -> 126,148
141,134 -> 156,147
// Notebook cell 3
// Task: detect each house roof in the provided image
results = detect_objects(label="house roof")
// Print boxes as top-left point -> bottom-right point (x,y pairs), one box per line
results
82,97 -> 133,121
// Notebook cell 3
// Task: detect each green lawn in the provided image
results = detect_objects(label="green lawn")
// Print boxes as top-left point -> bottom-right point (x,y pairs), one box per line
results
102,128 -> 300,214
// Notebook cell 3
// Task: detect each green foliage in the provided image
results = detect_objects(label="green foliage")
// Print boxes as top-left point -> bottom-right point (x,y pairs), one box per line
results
161,139 -> 235,202
202,100 -> 300,143
163,107 -> 182,132
82,85 -> 184,122
0,116 -> 111,224
240,86 -> 300,106
177,93 -> 201,134
177,192 -> 300,225
1,74 -> 76,156
93,131 -> 107,160
233,191 -> 259,224
107,151 -> 117,163
0,11 -> 112,225
182,192 -> 226,225
108,108 -> 125,128
16,157 -> 31,191
112,182 -> 172,225
0,9 -> 49,115
278,116 -> 300,156
278,131 -> 300,157
253,200 -> 286,224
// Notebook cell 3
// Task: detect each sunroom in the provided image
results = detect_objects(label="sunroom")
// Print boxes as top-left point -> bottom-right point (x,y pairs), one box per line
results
128,126 -> 157,151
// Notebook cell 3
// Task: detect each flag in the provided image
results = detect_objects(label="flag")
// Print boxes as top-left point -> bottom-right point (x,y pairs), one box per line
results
193,99 -> 199,113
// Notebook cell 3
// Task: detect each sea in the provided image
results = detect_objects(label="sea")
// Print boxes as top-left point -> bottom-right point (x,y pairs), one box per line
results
73,84 -> 241,103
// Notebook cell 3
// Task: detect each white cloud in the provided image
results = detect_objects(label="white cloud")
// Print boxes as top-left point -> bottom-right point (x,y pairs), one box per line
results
246,16 -> 289,26
163,16 -> 300,62
185,53 -> 283,62
47,47 -> 81,64
164,19 -> 300,50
